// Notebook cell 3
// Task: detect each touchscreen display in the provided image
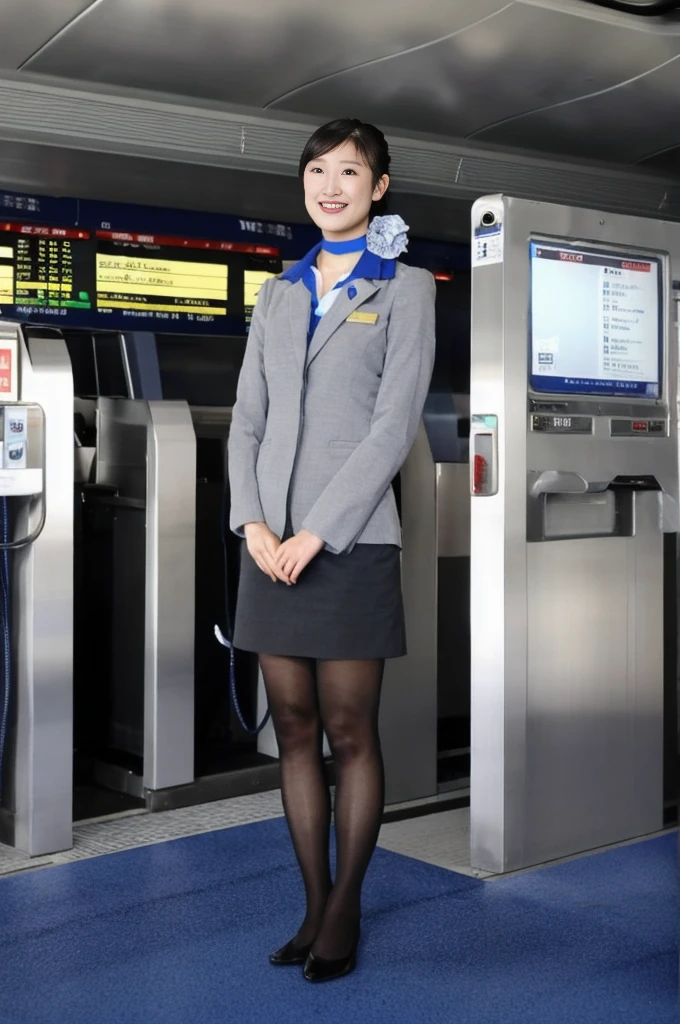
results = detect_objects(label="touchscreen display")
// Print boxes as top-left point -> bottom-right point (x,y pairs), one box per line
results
530,240 -> 663,398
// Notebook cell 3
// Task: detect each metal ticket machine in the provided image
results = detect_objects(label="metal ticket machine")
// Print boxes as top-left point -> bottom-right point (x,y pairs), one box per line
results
0,321 -> 73,856
469,197 -> 679,873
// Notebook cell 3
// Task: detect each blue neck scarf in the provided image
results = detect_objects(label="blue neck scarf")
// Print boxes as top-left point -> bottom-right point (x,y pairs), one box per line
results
321,235 -> 367,255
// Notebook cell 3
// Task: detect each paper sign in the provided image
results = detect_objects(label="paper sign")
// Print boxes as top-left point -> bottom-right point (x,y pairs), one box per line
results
0,349 -> 12,394
472,222 -> 503,267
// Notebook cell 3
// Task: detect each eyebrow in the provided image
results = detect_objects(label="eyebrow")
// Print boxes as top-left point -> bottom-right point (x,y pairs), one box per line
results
313,157 -> 363,166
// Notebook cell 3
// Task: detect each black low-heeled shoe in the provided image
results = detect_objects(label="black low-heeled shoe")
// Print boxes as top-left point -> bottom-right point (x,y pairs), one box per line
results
302,935 -> 359,983
269,938 -> 313,966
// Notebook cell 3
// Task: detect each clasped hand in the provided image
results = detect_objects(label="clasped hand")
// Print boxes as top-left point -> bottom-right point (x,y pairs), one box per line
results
244,523 -> 323,584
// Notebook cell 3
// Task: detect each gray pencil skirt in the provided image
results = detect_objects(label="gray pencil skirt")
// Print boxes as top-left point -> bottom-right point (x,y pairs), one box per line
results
233,540 -> 406,660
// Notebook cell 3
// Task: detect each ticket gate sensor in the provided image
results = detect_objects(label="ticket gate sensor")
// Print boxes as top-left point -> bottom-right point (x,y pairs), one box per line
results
469,197 -> 679,873
0,322 -> 73,856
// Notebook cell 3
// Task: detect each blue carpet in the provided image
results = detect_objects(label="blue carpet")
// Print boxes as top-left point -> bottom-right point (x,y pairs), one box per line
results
0,818 -> 676,1024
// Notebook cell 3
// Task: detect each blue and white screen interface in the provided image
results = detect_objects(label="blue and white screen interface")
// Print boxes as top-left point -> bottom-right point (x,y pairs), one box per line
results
529,241 -> 662,398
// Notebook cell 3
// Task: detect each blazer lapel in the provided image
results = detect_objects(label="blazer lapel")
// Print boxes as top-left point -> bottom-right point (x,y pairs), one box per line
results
287,281 -> 311,378
306,278 -> 386,368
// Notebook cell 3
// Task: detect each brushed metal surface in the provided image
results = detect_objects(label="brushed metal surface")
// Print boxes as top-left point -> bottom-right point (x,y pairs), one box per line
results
9,325 -> 74,855
436,463 -> 470,559
95,398 -> 196,792
382,423 -> 438,803
144,401 -> 196,791
479,53 -> 680,162
0,0 -> 96,69
271,4 -> 679,142
525,511 -> 664,865
23,0 -> 501,106
95,396 -> 147,498
469,196 -> 527,875
470,195 -> 680,874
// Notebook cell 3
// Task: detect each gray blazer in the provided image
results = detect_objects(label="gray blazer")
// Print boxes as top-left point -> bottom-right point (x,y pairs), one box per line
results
228,261 -> 436,554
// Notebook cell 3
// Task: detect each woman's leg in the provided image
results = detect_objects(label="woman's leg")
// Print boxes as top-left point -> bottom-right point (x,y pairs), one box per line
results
313,658 -> 385,960
260,653 -> 332,947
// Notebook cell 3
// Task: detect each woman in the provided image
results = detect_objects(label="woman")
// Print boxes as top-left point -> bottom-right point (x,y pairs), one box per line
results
228,118 -> 436,983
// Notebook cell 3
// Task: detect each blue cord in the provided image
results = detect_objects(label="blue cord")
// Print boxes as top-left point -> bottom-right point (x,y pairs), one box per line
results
214,625 -> 271,736
0,497 -> 10,796
215,485 -> 271,737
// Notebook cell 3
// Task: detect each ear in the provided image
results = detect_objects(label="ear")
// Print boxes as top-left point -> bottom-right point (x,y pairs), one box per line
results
373,174 -> 389,201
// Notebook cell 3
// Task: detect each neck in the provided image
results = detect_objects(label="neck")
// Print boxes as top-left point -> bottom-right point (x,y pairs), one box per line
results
317,228 -> 366,276
316,246 -> 363,278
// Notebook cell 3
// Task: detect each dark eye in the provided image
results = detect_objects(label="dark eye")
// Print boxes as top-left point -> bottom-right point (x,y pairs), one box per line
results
310,166 -> 323,174
342,169 -> 357,175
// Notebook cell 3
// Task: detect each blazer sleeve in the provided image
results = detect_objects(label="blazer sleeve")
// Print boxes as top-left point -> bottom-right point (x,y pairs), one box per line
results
302,267 -> 436,554
227,276 -> 275,536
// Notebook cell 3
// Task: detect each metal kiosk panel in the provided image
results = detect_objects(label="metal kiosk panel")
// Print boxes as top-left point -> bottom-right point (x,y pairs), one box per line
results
470,196 -> 679,874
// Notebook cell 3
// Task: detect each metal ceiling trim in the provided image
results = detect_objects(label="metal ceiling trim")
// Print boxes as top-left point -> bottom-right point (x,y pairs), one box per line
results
0,73 -> 679,219
516,0 -> 680,30
582,0 -> 680,12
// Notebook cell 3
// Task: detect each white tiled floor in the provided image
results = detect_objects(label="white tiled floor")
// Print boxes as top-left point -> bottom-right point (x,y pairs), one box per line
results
0,790 -> 476,879
378,806 -> 491,878
0,791 -> 285,877
1,790 -> 672,881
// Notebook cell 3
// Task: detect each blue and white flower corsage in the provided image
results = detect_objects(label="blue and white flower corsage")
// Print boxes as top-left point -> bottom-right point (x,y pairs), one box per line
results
366,214 -> 409,259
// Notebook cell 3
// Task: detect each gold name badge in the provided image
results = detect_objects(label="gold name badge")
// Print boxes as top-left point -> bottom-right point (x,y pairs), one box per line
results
346,311 -> 379,325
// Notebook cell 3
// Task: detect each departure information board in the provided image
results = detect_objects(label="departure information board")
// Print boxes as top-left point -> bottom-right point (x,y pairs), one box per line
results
530,240 -> 663,399
0,222 -> 280,334
1,222 -> 93,315
244,269 -> 276,325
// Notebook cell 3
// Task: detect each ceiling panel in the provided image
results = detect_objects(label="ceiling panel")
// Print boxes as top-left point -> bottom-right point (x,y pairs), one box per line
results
476,56 -> 680,162
23,0 -> 508,106
270,4 -> 680,143
0,0 -> 96,69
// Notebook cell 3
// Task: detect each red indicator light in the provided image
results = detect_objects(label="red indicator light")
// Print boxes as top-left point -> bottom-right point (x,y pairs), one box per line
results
632,421 -> 648,432
473,453 -> 488,494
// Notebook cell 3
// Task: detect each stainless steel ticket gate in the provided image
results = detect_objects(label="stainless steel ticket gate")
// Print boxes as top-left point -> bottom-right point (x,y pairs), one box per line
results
0,322 -> 73,857
469,196 -> 680,873
81,397 -> 196,797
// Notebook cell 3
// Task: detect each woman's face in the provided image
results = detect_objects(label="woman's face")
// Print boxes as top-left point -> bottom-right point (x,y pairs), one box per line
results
303,140 -> 388,240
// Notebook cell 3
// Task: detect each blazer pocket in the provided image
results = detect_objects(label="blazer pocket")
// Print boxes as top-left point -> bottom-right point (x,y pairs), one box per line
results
328,440 -> 359,450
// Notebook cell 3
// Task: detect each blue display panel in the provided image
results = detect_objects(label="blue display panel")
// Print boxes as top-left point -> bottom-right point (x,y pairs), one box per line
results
529,240 -> 663,399
0,221 -> 281,334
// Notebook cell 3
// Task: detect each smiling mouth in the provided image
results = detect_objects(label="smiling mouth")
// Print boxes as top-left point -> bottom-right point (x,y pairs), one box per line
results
319,202 -> 348,212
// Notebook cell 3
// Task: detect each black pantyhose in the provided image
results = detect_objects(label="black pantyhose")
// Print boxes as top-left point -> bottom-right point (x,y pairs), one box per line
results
260,655 -> 332,949
260,654 -> 385,960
